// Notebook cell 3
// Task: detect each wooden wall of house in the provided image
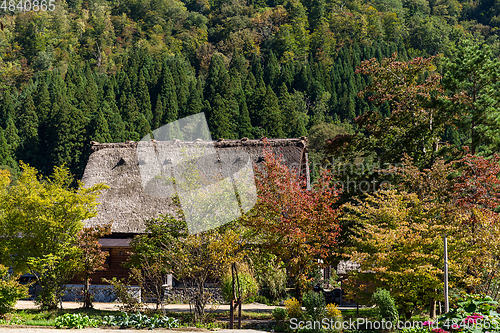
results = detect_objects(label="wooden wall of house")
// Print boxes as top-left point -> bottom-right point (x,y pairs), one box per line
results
69,246 -> 137,285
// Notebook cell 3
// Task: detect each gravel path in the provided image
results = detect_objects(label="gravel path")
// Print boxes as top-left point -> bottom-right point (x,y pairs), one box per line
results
15,301 -> 277,313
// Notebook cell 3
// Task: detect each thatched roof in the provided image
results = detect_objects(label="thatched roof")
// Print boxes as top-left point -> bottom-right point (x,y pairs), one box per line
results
336,260 -> 361,275
82,138 -> 309,234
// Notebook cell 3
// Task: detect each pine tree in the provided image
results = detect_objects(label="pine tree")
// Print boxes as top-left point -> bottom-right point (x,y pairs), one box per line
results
248,77 -> 267,129
294,64 -> 314,96
209,93 -> 235,139
238,101 -> 254,139
261,86 -> 285,138
264,51 -> 280,89
229,52 -> 248,75
35,81 -> 52,125
232,75 -> 253,139
130,112 -> 151,140
0,128 -> 17,170
279,63 -> 294,89
90,110 -> 113,143
102,100 -> 126,143
81,68 -> 99,117
279,83 -> 307,137
185,79 -> 204,117
154,66 -> 178,129
52,99 -> 87,176
136,72 -> 153,122
167,56 -> 190,118
102,82 -> 126,142
5,117 -> 20,154
205,54 -> 231,104
17,93 -> 39,164
0,89 -> 16,129
251,53 -> 264,83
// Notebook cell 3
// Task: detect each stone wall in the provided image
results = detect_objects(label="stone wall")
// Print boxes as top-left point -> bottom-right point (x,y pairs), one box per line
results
63,285 -> 224,304
163,287 -> 224,304
63,284 -> 141,303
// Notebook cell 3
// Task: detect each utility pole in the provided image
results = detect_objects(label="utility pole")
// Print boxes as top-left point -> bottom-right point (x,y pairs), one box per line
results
444,236 -> 449,313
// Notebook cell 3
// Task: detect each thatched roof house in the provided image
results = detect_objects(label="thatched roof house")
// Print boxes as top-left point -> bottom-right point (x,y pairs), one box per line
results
82,138 -> 309,234
75,138 -> 308,286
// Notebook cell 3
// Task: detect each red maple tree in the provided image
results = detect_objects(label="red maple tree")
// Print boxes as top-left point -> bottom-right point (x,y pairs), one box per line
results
243,141 -> 340,297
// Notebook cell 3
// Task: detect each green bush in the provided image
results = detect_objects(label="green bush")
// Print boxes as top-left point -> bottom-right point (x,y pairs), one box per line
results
102,277 -> 142,311
0,264 -> 28,316
221,272 -> 258,303
251,253 -> 287,300
273,307 -> 288,321
54,313 -> 100,329
302,290 -> 326,321
372,288 -> 398,324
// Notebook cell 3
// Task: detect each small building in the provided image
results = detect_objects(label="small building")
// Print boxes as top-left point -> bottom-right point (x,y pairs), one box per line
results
66,138 -> 309,301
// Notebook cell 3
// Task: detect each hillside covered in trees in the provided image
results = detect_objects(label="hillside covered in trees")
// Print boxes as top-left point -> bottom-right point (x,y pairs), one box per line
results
1,0 -> 500,177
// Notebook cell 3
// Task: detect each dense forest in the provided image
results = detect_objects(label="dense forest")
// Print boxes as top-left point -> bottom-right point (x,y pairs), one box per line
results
1,0 -> 500,177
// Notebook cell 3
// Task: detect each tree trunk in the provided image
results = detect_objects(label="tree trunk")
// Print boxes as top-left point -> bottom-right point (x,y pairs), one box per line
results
84,274 -> 91,309
194,281 -> 205,322
429,297 -> 436,318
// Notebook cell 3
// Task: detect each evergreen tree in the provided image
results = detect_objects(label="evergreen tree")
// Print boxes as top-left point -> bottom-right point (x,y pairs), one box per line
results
5,117 -> 20,154
136,72 -> 153,122
205,54 -> 231,104
81,68 -> 99,117
17,93 -> 39,164
279,83 -> 308,137
185,79 -> 204,117
209,93 -> 235,139
238,101 -> 254,139
442,39 -> 500,155
251,54 -> 264,83
261,86 -> 285,138
90,110 -> 113,143
294,64 -> 314,96
167,56 -> 190,118
154,66 -> 178,129
52,99 -> 87,176
0,89 -> 16,129
0,128 -> 17,170
229,52 -> 248,76
231,75 -> 253,139
102,100 -> 126,143
264,51 -> 280,88
279,63 -> 294,89
35,81 -> 51,125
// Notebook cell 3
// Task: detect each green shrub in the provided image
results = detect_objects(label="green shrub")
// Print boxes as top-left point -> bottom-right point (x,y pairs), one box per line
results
273,307 -> 289,332
101,312 -> 179,329
372,288 -> 398,324
302,290 -> 326,321
221,272 -> 258,303
251,253 -> 287,300
54,313 -> 99,329
0,264 -> 28,316
273,307 -> 288,321
102,277 -> 142,311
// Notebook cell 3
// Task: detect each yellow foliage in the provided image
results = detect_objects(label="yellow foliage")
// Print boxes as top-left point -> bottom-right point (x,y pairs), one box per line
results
326,303 -> 341,318
284,297 -> 302,318
0,169 -> 11,190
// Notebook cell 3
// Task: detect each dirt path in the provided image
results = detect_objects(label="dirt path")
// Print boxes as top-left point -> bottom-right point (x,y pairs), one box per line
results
15,301 -> 277,313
